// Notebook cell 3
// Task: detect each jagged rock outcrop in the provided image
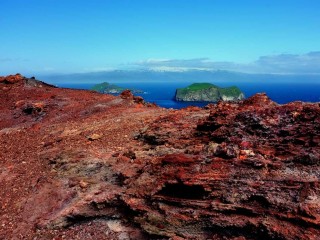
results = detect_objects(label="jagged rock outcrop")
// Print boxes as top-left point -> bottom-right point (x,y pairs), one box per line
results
0,73 -> 25,84
1,75 -> 319,239
0,73 -> 55,88
132,93 -> 320,239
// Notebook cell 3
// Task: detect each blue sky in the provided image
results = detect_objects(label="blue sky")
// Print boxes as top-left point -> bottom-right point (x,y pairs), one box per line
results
1,0 -> 320,75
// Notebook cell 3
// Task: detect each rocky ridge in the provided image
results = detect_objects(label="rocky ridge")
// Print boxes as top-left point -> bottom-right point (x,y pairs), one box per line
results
0,74 -> 319,239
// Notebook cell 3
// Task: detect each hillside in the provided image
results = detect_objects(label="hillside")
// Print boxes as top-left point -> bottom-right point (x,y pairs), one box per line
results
1,74 -> 320,239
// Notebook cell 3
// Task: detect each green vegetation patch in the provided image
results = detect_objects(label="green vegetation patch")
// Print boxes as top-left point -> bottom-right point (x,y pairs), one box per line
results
175,82 -> 244,102
219,86 -> 242,96
177,83 -> 242,95
177,83 -> 216,95
90,82 -> 124,93
185,83 -> 218,91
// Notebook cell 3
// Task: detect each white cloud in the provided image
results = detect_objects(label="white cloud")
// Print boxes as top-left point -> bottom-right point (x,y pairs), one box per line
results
132,52 -> 320,74
82,67 -> 117,72
43,67 -> 55,71
253,52 -> 320,74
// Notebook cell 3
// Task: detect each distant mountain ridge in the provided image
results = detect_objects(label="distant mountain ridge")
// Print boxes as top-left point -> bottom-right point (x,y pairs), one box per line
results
40,69 -> 320,84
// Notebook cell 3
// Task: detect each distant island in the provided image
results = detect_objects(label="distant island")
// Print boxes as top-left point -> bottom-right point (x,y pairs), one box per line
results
91,82 -> 144,94
175,83 -> 245,102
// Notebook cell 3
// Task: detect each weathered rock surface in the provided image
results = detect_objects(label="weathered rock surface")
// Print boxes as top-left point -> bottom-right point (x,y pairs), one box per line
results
0,75 -> 319,239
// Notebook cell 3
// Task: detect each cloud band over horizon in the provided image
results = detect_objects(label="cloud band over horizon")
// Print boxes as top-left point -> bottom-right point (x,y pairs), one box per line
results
1,52 -> 320,76
132,52 -> 320,74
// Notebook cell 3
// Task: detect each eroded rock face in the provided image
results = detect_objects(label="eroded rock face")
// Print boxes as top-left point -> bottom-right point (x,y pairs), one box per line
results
129,93 -> 320,239
1,76 -> 319,239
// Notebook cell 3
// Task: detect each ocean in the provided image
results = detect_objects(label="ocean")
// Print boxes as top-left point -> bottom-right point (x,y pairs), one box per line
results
58,82 -> 320,109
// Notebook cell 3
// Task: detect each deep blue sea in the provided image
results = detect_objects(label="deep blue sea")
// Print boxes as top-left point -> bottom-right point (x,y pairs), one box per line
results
58,82 -> 320,109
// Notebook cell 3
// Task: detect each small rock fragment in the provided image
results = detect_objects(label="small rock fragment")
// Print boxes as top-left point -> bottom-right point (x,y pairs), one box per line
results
87,133 -> 102,141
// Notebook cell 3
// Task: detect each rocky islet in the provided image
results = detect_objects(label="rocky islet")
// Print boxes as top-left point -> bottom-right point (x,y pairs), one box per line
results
175,83 -> 245,102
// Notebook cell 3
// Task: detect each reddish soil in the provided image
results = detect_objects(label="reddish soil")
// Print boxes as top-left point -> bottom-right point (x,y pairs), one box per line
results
0,74 -> 319,239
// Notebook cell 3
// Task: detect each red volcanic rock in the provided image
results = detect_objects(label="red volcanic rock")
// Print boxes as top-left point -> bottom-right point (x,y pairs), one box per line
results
161,153 -> 198,164
21,101 -> 46,115
0,73 -> 24,84
1,75 -> 320,239
126,93 -> 320,239
133,95 -> 144,104
120,89 -> 134,99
